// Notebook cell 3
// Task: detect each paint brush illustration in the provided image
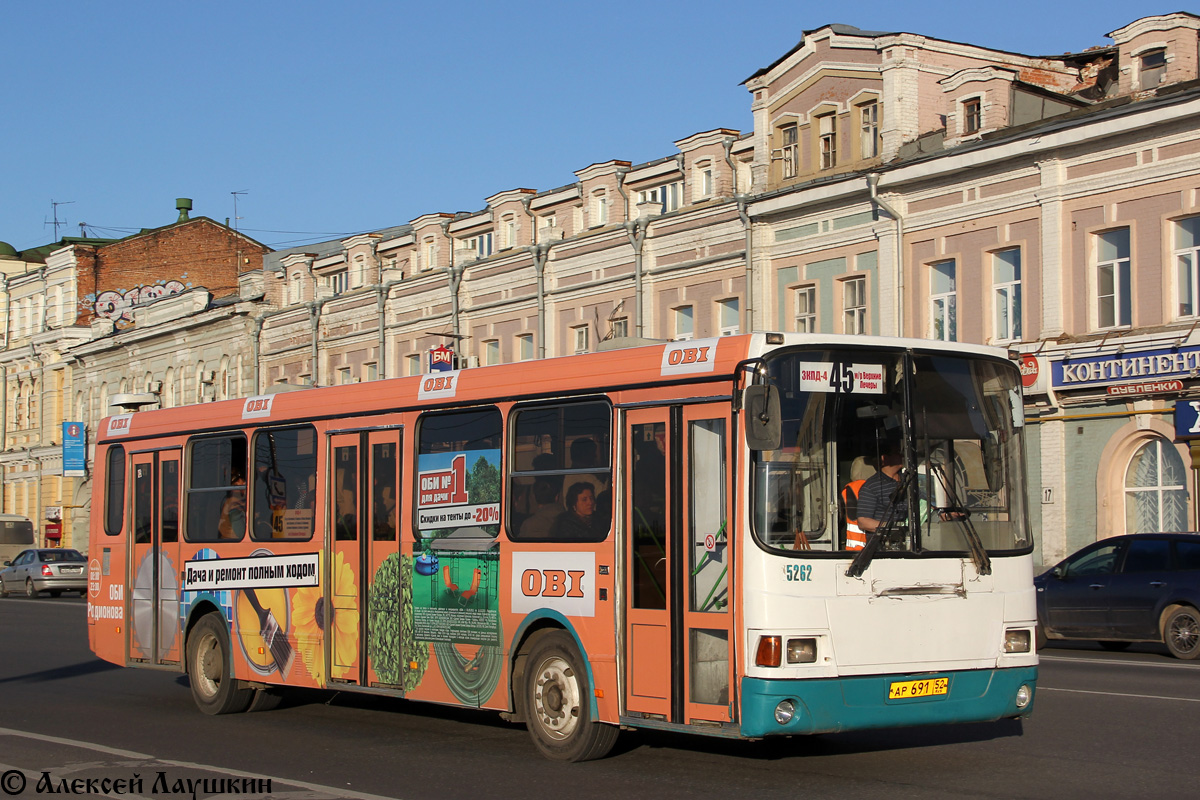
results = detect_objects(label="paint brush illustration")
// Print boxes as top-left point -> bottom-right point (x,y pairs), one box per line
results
244,587 -> 294,678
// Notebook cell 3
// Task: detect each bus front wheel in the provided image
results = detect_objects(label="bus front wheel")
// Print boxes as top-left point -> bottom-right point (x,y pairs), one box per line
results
187,614 -> 253,714
523,631 -> 618,761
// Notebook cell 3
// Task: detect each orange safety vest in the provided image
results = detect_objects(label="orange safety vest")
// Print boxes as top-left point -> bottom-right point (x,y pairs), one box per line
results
841,479 -> 867,550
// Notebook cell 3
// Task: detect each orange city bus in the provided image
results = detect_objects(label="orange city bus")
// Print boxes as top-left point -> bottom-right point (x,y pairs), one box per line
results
87,333 -> 1037,761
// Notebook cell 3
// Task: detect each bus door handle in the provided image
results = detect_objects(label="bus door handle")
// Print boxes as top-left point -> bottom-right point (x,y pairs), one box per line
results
1088,584 -> 1104,590
1149,581 -> 1165,588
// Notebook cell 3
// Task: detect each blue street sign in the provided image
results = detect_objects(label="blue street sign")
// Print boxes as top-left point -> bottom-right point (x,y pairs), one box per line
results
63,422 -> 87,477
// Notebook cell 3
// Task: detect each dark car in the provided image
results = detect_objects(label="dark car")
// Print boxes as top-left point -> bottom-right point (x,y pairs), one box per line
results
0,548 -> 88,598
1035,532 -> 1200,659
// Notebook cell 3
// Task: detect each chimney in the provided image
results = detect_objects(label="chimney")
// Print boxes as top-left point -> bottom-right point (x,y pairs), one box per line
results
176,197 -> 193,222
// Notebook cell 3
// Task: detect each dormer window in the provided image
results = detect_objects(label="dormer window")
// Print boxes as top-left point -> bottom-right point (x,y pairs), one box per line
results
1140,48 -> 1167,89
859,101 -> 880,158
780,124 -> 798,179
818,114 -> 837,169
592,190 -> 609,227
963,98 -> 982,135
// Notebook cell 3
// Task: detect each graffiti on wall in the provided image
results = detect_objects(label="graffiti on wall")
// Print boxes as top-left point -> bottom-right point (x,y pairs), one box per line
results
88,279 -> 190,324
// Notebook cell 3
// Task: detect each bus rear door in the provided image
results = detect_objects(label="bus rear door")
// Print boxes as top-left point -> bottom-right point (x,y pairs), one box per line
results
623,403 -> 734,725
128,449 -> 183,665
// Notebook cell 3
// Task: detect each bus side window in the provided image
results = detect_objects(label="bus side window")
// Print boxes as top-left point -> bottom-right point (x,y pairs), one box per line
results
251,426 -> 317,541
184,435 -> 247,542
105,446 -> 126,536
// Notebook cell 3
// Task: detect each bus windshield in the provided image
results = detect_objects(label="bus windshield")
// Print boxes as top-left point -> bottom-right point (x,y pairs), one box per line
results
751,347 -> 1030,558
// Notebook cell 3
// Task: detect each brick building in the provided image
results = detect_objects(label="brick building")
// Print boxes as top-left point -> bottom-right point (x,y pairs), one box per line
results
0,201 -> 270,549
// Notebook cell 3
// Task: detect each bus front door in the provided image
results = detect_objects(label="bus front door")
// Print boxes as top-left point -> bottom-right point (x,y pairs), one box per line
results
128,450 -> 183,665
624,404 -> 734,725
329,428 -> 403,689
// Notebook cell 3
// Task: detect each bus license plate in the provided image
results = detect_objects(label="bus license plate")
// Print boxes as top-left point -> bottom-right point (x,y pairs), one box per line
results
888,677 -> 948,699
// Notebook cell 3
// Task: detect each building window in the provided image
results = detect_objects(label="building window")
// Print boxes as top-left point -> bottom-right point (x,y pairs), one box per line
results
637,182 -> 682,214
963,98 -> 982,134
718,298 -> 739,336
698,164 -> 714,198
337,367 -> 352,385
423,239 -> 436,271
573,325 -> 590,354
1125,438 -> 1187,533
796,286 -> 817,333
501,215 -> 516,249
611,317 -> 629,340
674,306 -> 694,341
484,339 -> 500,366
780,124 -> 798,179
329,269 -> 349,295
518,333 -> 534,361
406,354 -> 422,376
1140,48 -> 1167,90
539,214 -> 557,236
365,363 -> 378,382
818,114 -> 837,169
1175,217 -> 1200,317
860,101 -> 880,158
930,261 -> 957,341
290,272 -> 302,304
842,277 -> 867,335
1095,228 -> 1131,329
993,248 -> 1022,341
592,190 -> 608,227
464,233 -> 493,259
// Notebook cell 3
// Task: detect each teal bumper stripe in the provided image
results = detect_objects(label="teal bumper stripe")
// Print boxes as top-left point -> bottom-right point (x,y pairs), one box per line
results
740,667 -> 1037,738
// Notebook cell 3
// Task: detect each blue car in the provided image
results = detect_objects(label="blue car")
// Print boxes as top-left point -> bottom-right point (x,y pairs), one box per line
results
1035,532 -> 1200,659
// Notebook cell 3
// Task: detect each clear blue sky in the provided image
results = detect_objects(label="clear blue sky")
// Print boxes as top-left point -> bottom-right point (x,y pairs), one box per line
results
1,0 -> 1176,253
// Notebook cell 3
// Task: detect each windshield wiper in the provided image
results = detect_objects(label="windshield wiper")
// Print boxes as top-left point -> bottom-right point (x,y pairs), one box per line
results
929,464 -> 991,576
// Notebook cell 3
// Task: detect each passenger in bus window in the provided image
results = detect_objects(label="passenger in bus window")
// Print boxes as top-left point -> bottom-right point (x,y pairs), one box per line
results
218,470 -> 246,539
554,482 -> 601,540
520,478 -> 563,539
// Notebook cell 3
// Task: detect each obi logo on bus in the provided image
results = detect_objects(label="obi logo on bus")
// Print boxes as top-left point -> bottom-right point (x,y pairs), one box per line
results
242,395 -> 275,420
661,338 -> 719,376
419,371 -> 460,400
511,552 -> 595,617
106,414 -> 133,436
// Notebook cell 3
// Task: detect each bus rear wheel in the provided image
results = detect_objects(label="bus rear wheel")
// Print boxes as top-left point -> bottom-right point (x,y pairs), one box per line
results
187,614 -> 253,714
524,631 -> 618,762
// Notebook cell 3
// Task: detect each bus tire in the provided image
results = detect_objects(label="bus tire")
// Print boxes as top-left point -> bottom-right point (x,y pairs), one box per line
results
524,631 -> 618,762
246,687 -> 284,712
187,614 -> 253,714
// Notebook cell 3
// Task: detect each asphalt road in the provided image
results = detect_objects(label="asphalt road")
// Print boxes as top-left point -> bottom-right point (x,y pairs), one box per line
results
1,595 -> 1197,799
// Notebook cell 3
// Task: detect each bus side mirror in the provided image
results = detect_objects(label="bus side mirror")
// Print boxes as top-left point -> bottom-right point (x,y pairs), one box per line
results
744,385 -> 781,451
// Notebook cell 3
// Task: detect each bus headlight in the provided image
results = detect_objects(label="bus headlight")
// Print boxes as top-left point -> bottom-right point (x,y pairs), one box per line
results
1015,684 -> 1032,709
774,699 -> 796,725
786,638 -> 817,663
1004,629 -> 1031,653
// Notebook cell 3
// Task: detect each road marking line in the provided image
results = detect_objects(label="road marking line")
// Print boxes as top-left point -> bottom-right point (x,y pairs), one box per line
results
1037,687 -> 1200,703
0,727 -> 403,800
1039,654 -> 1200,670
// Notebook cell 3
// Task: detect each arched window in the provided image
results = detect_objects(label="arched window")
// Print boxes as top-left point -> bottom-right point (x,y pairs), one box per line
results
1125,438 -> 1188,533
